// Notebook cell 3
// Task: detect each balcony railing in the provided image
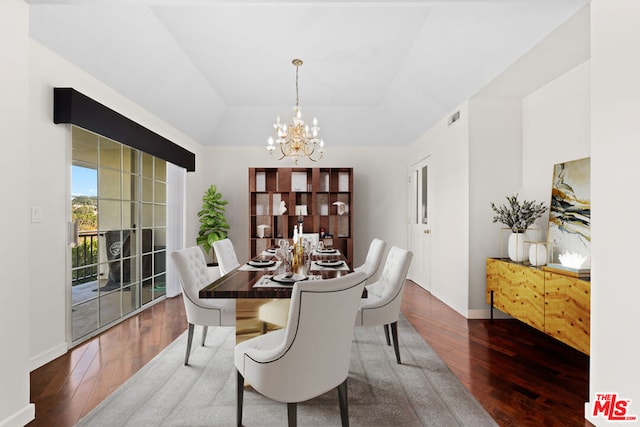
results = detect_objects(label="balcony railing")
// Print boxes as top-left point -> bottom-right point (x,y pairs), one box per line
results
72,231 -> 99,286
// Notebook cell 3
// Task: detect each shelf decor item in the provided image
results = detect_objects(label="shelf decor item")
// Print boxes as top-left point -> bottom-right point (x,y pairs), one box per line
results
491,194 -> 547,262
528,242 -> 548,267
196,184 -> 230,260
277,200 -> 287,215
257,224 -> 269,238
558,250 -> 587,269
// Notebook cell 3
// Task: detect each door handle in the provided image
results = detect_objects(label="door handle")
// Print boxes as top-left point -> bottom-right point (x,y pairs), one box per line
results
68,221 -> 79,246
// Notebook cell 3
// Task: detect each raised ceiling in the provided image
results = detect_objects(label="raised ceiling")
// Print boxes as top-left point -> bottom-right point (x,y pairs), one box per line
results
27,0 -> 589,147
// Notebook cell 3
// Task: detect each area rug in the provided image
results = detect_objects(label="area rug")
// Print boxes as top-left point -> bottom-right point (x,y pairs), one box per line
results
76,315 -> 496,426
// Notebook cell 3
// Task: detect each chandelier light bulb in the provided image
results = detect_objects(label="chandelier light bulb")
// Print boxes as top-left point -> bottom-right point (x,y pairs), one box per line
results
266,137 -> 275,152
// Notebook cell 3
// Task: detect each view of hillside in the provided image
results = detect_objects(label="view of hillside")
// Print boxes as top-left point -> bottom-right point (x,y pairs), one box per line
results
72,196 -> 97,231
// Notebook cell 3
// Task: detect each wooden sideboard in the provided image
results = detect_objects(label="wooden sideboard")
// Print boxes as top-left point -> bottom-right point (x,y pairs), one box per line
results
486,258 -> 590,355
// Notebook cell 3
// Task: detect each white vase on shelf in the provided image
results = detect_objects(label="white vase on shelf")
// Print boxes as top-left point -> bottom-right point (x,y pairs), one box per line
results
529,243 -> 547,267
508,231 -> 530,262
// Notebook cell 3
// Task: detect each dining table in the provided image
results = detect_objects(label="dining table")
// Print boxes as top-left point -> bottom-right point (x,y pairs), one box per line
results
199,246 -> 358,342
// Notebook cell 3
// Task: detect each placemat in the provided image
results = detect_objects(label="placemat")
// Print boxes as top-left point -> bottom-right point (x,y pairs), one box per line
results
253,274 -> 323,288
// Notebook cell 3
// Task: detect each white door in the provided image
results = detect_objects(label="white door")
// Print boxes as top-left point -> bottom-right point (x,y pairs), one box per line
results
408,157 -> 432,291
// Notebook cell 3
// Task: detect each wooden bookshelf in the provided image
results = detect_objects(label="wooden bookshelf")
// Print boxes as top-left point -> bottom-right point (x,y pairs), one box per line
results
249,167 -> 353,265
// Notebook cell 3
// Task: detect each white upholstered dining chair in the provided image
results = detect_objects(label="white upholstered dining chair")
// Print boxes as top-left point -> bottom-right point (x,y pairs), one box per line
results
355,246 -> 413,364
353,238 -> 387,282
213,238 -> 240,275
171,246 -> 235,365
235,271 -> 368,427
259,239 -> 386,333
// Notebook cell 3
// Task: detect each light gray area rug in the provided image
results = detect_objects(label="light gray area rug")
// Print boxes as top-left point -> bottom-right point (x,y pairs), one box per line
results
76,315 -> 497,426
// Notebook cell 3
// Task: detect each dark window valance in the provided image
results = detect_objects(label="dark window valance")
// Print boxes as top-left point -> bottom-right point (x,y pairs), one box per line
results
53,87 -> 195,171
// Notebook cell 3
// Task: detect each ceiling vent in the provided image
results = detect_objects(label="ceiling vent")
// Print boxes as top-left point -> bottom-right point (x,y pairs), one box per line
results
448,110 -> 460,126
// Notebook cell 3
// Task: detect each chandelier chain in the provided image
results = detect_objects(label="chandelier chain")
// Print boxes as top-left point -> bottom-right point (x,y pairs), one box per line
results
295,64 -> 300,108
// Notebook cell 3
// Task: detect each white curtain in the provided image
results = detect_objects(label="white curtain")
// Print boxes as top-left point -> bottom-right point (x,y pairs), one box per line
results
166,163 -> 186,297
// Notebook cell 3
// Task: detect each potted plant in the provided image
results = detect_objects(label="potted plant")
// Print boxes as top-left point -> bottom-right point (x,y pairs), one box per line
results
490,194 -> 546,262
196,185 -> 230,263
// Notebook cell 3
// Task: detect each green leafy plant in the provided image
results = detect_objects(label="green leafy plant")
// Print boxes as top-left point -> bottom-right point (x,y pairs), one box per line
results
490,194 -> 547,233
196,185 -> 230,256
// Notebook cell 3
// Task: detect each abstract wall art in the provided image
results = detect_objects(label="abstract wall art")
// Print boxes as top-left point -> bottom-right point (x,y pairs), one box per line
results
547,157 -> 591,267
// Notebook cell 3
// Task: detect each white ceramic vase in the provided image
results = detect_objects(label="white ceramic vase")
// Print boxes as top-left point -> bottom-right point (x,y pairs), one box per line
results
508,231 -> 529,262
528,243 -> 547,267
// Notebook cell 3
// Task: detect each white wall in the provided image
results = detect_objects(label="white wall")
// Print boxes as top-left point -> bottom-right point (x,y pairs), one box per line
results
408,97 -> 523,318
0,1 -> 35,426
468,98 -> 523,316
199,146 -> 409,267
407,103 -> 471,316
27,40 -> 207,369
587,0 -> 640,424
522,60 -> 591,222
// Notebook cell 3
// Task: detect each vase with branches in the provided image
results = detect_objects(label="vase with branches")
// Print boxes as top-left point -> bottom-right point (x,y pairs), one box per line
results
490,194 -> 547,262
490,194 -> 547,233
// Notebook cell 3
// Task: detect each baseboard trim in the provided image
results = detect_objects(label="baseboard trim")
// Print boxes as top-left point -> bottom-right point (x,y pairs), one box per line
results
0,403 -> 35,427
30,342 -> 67,372
467,308 -> 512,320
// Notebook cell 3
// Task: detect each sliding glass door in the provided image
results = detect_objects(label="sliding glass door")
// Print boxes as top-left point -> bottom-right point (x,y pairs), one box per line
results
71,126 -> 167,343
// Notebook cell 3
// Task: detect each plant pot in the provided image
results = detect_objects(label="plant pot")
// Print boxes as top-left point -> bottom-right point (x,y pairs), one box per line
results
508,231 -> 529,262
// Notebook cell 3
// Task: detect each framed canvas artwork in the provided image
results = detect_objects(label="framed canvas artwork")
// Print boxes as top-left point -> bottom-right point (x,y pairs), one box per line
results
547,157 -> 591,268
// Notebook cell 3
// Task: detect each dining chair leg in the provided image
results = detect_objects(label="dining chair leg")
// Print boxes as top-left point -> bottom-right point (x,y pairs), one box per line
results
201,325 -> 209,346
390,321 -> 401,364
383,324 -> 391,346
185,323 -> 195,365
287,402 -> 297,427
338,379 -> 349,427
236,370 -> 244,427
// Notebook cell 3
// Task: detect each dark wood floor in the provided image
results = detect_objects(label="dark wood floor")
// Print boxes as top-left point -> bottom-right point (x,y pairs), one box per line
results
29,281 -> 591,426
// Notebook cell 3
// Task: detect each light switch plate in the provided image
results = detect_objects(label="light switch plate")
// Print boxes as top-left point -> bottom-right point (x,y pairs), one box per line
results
31,207 -> 43,223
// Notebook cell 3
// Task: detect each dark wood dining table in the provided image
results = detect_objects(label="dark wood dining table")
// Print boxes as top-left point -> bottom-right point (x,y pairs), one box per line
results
199,249 -> 354,299
199,248 -> 357,342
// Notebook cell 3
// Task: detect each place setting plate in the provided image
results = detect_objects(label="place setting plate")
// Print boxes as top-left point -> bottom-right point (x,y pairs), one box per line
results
271,273 -> 307,285
248,259 -> 276,268
316,248 -> 338,254
316,260 -> 344,268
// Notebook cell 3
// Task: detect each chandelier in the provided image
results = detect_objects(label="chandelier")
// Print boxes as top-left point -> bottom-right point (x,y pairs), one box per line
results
267,59 -> 325,164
